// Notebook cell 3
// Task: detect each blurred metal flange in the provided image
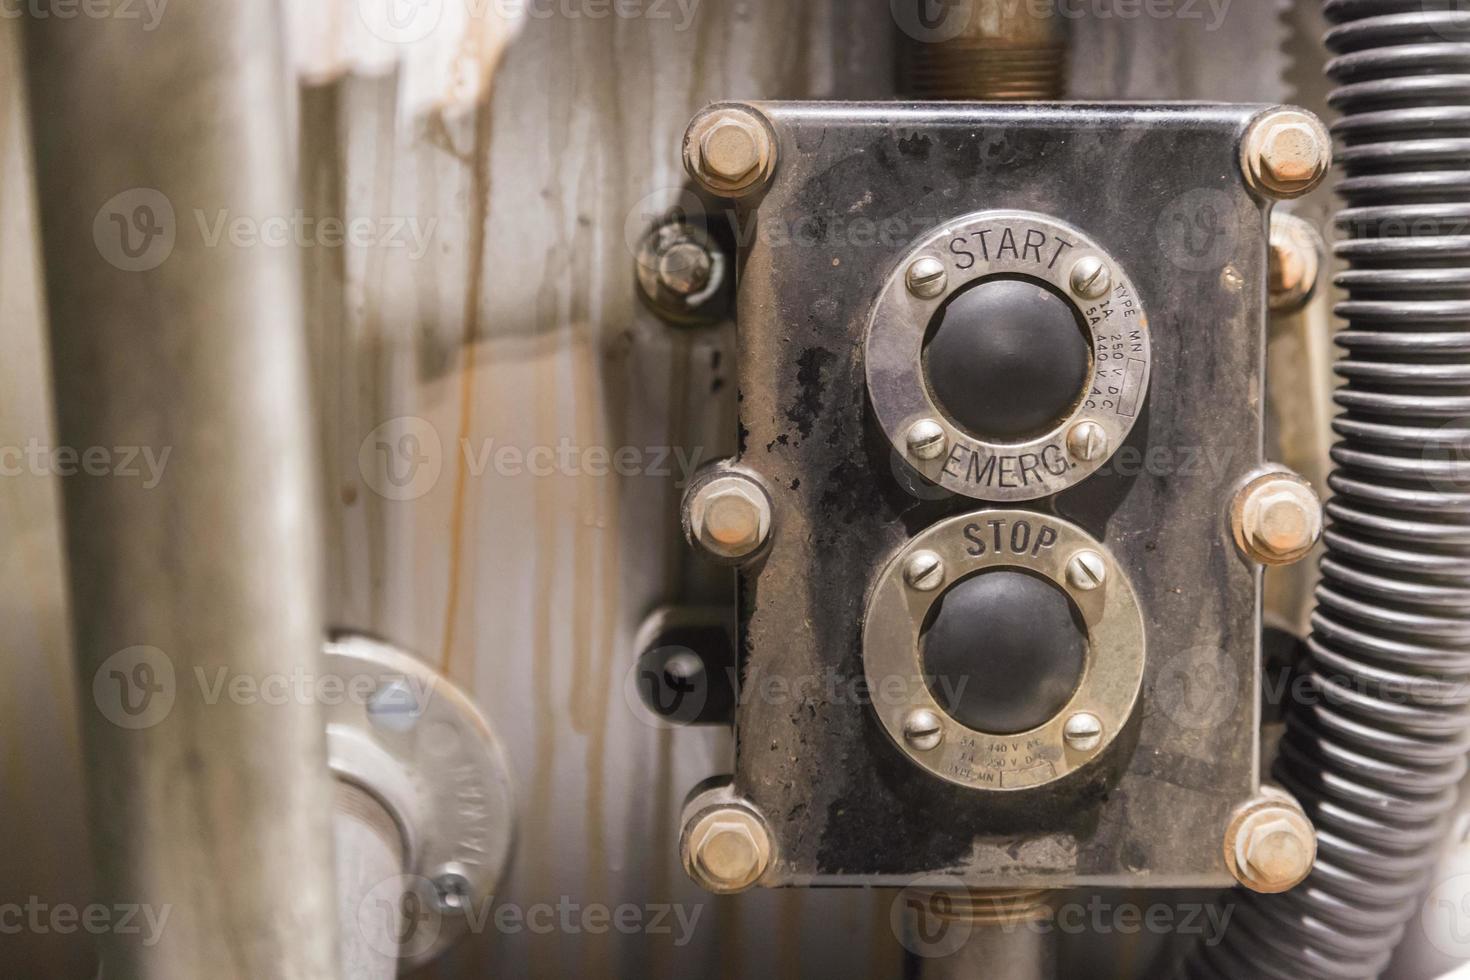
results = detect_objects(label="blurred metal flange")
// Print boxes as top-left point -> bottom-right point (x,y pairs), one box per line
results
324,632 -> 517,968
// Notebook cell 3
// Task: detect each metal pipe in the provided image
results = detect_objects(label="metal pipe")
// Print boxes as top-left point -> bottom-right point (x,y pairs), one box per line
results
22,3 -> 340,978
334,782 -> 406,980
897,0 -> 1069,101
917,890 -> 1056,980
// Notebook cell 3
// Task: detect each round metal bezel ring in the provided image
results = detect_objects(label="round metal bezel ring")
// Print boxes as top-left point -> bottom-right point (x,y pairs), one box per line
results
867,211 -> 1152,502
863,511 -> 1146,792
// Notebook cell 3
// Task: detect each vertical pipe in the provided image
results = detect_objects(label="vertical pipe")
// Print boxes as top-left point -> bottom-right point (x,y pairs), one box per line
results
897,0 -> 1069,101
916,890 -> 1056,980
21,3 -> 340,978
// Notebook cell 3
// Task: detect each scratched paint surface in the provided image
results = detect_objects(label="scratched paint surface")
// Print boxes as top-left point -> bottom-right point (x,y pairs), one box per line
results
0,3 -> 1289,977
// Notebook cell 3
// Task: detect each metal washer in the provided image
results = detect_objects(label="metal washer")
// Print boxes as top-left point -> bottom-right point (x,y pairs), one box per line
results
863,511 -> 1146,792
866,210 -> 1152,502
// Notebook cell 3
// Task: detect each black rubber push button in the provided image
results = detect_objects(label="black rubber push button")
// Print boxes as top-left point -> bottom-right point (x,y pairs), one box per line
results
921,569 -> 1088,735
923,277 -> 1091,441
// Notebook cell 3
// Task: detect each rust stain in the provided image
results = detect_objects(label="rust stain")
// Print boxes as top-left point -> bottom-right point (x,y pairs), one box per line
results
435,81 -> 496,682
528,340 -> 562,980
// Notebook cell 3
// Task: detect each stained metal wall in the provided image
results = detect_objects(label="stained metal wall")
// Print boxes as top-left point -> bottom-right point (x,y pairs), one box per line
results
0,3 -> 1294,977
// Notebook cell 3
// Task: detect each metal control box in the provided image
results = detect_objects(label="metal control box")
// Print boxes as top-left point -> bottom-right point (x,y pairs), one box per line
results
721,103 -> 1274,888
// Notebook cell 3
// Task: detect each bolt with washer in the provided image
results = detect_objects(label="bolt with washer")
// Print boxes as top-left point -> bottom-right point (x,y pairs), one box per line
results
683,806 -> 773,894
1232,471 -> 1322,566
684,106 -> 777,197
1242,108 -> 1332,200
1268,213 -> 1323,314
1226,794 -> 1317,893
684,472 -> 773,563
635,220 -> 725,324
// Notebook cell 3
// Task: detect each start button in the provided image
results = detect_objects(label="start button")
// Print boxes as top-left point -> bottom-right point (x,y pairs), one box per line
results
923,276 -> 1092,442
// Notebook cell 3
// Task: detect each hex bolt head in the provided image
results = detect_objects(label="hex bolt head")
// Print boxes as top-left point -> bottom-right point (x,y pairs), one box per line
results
1063,712 -> 1103,752
683,807 -> 772,894
635,219 -> 725,324
906,256 -> 948,299
1226,796 -> 1317,894
1069,256 -> 1112,300
1066,550 -> 1107,592
903,708 -> 944,751
1268,213 -> 1323,314
657,241 -> 714,297
684,473 -> 772,563
1066,420 -> 1108,463
683,106 -> 777,197
904,550 -> 946,592
1233,471 -> 1323,566
1242,108 -> 1332,200
906,418 -> 948,461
